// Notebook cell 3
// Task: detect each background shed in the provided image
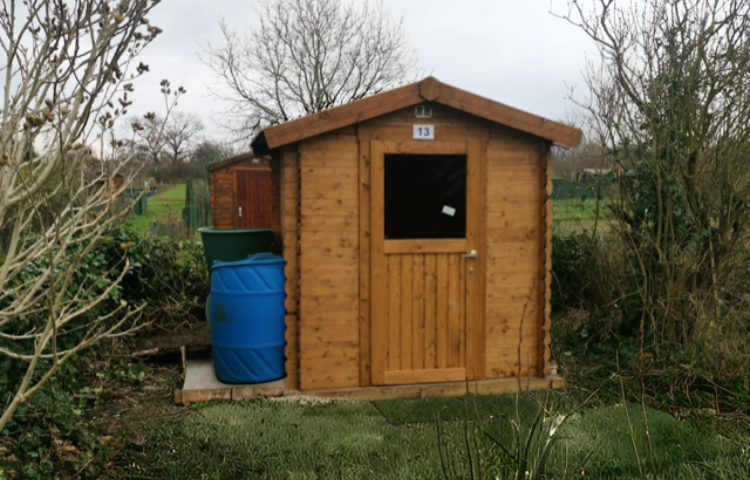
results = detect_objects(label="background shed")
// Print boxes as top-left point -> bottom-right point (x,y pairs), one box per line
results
251,77 -> 582,394
208,152 -> 273,229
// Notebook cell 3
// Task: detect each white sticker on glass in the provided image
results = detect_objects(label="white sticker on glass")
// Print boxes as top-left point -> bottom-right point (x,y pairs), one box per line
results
442,205 -> 456,217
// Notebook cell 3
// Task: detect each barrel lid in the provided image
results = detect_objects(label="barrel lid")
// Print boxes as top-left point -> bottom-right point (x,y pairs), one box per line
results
211,252 -> 286,271
198,227 -> 274,235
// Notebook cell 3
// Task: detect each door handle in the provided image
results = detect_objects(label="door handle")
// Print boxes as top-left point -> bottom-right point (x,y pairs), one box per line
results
462,249 -> 478,259
238,206 -> 243,217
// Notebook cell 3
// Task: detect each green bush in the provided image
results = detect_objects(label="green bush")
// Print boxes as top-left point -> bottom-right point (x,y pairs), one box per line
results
0,226 -> 208,478
551,233 -> 597,313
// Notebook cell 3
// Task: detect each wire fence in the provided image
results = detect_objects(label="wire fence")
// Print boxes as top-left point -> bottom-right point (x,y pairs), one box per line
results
182,179 -> 212,233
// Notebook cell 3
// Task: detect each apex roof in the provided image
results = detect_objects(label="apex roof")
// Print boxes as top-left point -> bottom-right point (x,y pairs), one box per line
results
251,76 -> 582,153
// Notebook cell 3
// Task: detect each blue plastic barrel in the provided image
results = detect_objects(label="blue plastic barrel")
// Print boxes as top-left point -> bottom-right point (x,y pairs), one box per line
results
209,253 -> 286,383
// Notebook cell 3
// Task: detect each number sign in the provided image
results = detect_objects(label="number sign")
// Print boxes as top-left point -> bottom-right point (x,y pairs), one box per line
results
413,124 -> 435,140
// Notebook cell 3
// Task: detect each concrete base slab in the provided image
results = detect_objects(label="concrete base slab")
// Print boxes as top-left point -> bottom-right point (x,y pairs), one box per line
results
176,358 -> 565,405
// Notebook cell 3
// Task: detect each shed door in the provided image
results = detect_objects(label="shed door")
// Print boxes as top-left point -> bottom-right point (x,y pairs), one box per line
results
370,139 -> 485,385
235,168 -> 271,228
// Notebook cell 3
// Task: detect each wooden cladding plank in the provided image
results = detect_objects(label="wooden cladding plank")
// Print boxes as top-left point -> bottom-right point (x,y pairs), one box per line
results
369,140 -> 387,385
388,255 -> 401,371
300,213 -> 358,231
361,125 -> 487,144
400,255 -> 413,371
285,315 -> 298,389
300,179 -> 357,200
359,139 -> 372,386
436,253 -> 449,370
302,166 -> 358,182
301,184 -> 358,200
486,149 -> 542,165
280,146 -> 300,388
412,256 -> 425,370
383,239 -> 467,254
448,254 -> 461,368
299,264 -> 359,279
299,278 -> 359,295
298,135 -> 360,391
362,102 -> 488,127
384,367 -> 467,385
424,254 -> 438,370
488,242 -> 541,259
467,136 -> 487,380
211,169 -> 236,228
300,362 -> 359,390
459,257 -> 466,369
486,257 -> 540,273
486,226 -> 539,243
299,326 -> 360,344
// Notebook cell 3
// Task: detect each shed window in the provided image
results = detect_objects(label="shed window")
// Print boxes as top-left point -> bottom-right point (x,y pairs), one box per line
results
384,154 -> 466,239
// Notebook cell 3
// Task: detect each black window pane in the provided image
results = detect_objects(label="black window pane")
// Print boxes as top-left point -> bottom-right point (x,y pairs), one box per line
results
384,154 -> 467,239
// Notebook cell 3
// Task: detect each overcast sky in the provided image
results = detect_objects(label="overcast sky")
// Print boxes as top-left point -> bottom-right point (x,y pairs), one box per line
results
128,1 -> 596,144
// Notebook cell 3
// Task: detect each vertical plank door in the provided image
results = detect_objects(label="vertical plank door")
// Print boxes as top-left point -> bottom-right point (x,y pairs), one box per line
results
235,168 -> 272,228
369,139 -> 485,386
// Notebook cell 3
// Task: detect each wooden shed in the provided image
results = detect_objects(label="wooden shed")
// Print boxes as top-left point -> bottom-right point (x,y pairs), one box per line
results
208,153 -> 273,229
252,77 -> 582,394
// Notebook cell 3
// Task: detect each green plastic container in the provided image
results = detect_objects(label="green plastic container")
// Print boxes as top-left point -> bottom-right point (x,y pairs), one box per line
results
197,228 -> 274,271
126,189 -> 148,215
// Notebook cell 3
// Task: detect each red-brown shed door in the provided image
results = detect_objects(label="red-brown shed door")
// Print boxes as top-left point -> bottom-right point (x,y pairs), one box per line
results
369,139 -> 485,386
235,168 -> 272,228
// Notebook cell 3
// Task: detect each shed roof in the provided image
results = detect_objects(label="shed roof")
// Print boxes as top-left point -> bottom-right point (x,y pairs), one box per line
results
206,151 -> 270,172
251,76 -> 582,153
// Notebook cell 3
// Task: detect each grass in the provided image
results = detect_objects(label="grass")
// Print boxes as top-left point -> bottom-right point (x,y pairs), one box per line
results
552,197 -> 610,235
550,177 -> 611,235
124,184 -> 186,234
119,394 -> 748,480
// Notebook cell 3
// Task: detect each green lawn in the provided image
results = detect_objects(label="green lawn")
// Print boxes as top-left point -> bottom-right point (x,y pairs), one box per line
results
122,394 -> 747,479
552,197 -> 610,234
124,184 -> 186,234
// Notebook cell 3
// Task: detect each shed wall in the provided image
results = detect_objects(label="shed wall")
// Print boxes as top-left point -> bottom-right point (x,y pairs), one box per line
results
285,104 -> 551,390
298,133 -> 361,390
210,164 -> 236,229
209,159 -> 271,229
484,127 -> 547,377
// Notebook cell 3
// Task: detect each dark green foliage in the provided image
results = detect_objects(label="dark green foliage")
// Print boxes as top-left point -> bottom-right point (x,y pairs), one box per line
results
551,177 -> 597,200
140,162 -> 206,184
551,233 -> 597,313
0,227 -> 208,478
106,227 -> 209,332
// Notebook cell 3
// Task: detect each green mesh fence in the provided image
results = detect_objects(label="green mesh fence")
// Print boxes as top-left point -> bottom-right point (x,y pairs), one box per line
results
182,179 -> 212,235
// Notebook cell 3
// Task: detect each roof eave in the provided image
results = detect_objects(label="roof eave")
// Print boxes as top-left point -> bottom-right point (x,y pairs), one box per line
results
251,77 -> 583,151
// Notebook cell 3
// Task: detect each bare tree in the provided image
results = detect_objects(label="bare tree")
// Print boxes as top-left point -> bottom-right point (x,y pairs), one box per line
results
555,0 -> 750,352
0,0 -> 177,431
163,111 -> 204,163
129,109 -> 202,163
201,0 -> 419,144
128,112 -> 169,164
190,139 -> 234,165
